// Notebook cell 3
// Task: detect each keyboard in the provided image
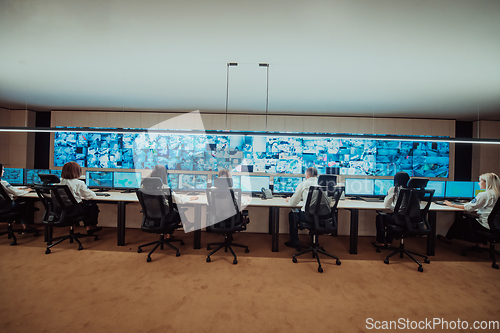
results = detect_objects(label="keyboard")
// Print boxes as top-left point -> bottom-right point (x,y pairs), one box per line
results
96,193 -> 110,197
361,197 -> 384,202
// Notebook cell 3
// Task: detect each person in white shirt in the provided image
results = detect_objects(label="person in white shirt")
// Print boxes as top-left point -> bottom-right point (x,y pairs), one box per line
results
0,163 -> 37,234
59,162 -> 101,234
439,173 -> 500,245
373,171 -> 410,248
284,167 -> 319,248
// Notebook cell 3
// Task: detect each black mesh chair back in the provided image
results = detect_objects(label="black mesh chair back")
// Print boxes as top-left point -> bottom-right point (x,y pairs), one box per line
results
135,187 -> 184,261
205,187 -> 248,264
0,183 -> 14,214
0,183 -> 25,245
384,187 -> 434,272
488,198 -> 500,232
293,186 -> 342,273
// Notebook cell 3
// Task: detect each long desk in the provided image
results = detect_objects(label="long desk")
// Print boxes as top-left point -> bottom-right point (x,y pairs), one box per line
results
23,192 -> 464,255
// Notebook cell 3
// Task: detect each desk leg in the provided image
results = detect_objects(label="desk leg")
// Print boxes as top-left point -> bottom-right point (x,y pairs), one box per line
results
193,205 -> 202,249
270,206 -> 280,252
427,211 -> 437,256
117,201 -> 126,246
349,209 -> 359,254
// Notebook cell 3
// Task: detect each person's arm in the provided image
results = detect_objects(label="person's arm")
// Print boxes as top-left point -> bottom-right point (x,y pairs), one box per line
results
384,187 -> 396,209
172,191 -> 189,204
461,194 -> 486,212
1,181 -> 29,198
288,182 -> 303,207
78,182 -> 97,200
443,200 -> 465,210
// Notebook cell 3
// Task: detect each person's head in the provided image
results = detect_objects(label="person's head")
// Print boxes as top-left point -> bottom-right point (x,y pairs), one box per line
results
394,171 -> 410,188
479,173 -> 500,197
0,164 -> 3,178
150,164 -> 168,184
305,167 -> 318,179
61,162 -> 82,180
218,169 -> 231,178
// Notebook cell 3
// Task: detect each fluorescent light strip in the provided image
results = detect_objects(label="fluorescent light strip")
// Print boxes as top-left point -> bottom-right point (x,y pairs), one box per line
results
1,126 -> 499,144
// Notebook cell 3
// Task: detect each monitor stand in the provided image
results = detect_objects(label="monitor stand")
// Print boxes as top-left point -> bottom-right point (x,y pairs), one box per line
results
94,188 -> 110,192
120,188 -> 137,193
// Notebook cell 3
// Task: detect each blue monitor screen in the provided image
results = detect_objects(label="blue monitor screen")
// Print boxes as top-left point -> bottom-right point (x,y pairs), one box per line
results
212,175 -> 241,189
178,174 -> 208,190
473,181 -> 485,197
374,179 -> 393,196
113,172 -> 142,189
345,178 -> 374,196
3,168 -> 24,185
426,180 -> 446,198
86,171 -> 113,188
50,169 -> 62,179
241,176 -> 270,192
25,169 -> 51,185
445,181 -> 474,199
273,176 -> 303,193
167,174 -> 178,190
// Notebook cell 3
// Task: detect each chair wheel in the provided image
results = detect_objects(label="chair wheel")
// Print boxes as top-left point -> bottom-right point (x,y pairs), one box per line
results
11,240 -> 17,246
206,257 -> 211,263
336,259 -> 341,265
233,259 -> 238,265
245,248 -> 249,253
180,241 -> 185,246
384,259 -> 389,264
292,257 -> 297,263
424,258 -> 430,264
318,267 -> 323,273
418,266 -> 423,272
493,263 -> 499,269
94,236 -> 99,241
147,257 -> 152,262
207,245 -> 211,250
78,245 -> 83,251
376,248 -> 381,253
137,248 -> 143,253
45,249 -> 51,254
176,252 -> 181,257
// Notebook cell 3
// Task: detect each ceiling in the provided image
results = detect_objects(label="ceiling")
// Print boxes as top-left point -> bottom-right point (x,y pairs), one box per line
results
1,0 -> 499,121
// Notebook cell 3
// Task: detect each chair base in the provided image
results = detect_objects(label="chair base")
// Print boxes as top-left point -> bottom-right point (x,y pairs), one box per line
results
292,236 -> 341,273
137,234 -> 184,262
0,222 -> 33,246
384,239 -> 430,272
45,227 -> 98,254
206,235 -> 249,265
462,242 -> 499,269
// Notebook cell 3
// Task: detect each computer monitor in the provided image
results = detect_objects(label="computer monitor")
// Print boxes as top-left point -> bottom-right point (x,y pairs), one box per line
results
2,168 -> 24,185
318,175 -> 337,196
473,181 -> 485,197
86,171 -> 113,189
344,178 -> 374,197
50,169 -> 62,178
273,176 -> 303,194
112,171 -> 142,190
25,169 -> 51,185
178,174 -> 208,191
426,180 -> 445,198
241,175 -> 270,192
167,173 -> 178,190
374,179 -> 393,196
445,181 -> 474,199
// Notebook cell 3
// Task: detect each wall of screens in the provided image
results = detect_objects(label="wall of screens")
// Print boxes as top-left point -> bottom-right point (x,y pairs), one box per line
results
53,132 -> 450,177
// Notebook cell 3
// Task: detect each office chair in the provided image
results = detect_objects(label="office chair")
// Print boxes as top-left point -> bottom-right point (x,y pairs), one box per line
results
0,183 -> 35,245
34,183 -> 99,254
461,198 -> 500,269
136,177 -> 185,262
205,186 -> 249,264
292,186 -> 342,273
383,187 -> 434,272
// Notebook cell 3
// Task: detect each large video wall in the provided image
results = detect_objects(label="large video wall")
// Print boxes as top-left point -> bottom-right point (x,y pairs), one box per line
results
53,131 -> 450,177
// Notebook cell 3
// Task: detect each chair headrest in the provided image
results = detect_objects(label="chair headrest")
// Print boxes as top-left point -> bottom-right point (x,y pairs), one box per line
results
214,177 -> 233,188
39,174 -> 60,185
141,177 -> 163,189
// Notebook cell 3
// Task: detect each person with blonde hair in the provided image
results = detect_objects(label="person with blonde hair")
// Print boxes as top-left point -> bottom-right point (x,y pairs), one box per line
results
439,173 -> 500,244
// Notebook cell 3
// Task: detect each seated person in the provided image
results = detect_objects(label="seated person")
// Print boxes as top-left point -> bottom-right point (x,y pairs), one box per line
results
284,167 -> 318,248
215,169 -> 251,207
147,164 -> 197,235
373,171 -> 410,248
59,162 -> 102,234
438,173 -> 500,246
0,163 -> 37,234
